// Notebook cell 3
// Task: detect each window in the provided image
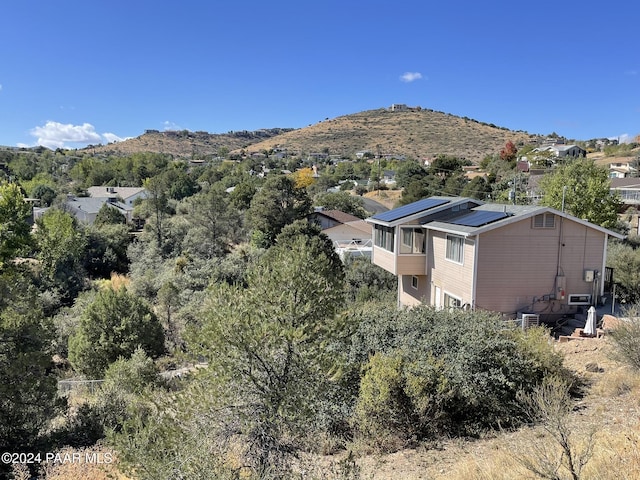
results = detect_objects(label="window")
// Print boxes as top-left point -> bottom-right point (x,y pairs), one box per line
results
533,213 -> 555,228
400,227 -> 426,254
446,235 -> 464,263
444,293 -> 462,309
411,276 -> 419,289
374,225 -> 395,252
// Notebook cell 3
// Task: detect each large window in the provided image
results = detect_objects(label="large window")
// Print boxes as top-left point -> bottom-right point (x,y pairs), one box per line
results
400,227 -> 426,254
444,293 -> 462,309
446,234 -> 464,264
374,225 -> 395,252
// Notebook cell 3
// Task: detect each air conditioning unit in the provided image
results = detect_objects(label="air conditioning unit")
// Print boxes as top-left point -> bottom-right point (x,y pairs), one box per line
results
522,314 -> 540,330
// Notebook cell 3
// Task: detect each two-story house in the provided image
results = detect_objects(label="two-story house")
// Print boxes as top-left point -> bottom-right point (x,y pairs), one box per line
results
366,196 -> 623,320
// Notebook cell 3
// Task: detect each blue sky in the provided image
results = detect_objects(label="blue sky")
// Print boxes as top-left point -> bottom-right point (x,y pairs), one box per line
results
1,0 -> 638,149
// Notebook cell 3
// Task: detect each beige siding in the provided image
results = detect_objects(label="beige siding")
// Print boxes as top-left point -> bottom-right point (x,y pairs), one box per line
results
475,216 -> 606,315
399,274 -> 429,306
372,246 -> 396,275
428,232 -> 475,307
396,254 -> 426,275
323,224 -> 371,244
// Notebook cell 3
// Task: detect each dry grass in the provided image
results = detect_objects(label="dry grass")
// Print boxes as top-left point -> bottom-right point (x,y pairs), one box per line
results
37,446 -> 129,480
363,190 -> 403,210
244,109 -> 536,164
85,128 -> 288,158
83,108 -> 538,164
94,273 -> 131,291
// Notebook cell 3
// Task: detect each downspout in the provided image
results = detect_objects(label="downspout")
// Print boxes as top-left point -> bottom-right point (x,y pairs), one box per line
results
601,234 -> 608,298
556,215 -> 564,277
472,234 -> 479,310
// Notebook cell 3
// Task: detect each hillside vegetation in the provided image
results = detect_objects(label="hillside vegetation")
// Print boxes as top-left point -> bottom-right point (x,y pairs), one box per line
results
84,128 -> 293,158
242,108 -> 537,163
82,108 -> 539,164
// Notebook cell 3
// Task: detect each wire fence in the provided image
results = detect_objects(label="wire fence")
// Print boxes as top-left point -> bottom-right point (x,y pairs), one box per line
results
57,379 -> 104,397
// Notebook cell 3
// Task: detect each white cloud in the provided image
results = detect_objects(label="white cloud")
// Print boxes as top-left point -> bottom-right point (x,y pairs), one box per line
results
615,133 -> 632,144
30,121 -> 105,148
102,132 -> 131,144
163,120 -> 183,131
400,72 -> 423,83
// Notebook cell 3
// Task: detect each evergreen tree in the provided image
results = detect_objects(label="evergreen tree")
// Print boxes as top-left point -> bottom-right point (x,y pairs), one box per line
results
68,287 -> 164,378
246,175 -> 312,247
0,183 -> 32,267
0,270 -> 60,456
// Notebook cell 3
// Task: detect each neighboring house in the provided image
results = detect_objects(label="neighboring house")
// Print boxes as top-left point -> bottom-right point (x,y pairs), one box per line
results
87,186 -> 148,206
64,195 -> 133,224
308,209 -> 373,260
381,170 -> 396,186
532,144 -> 586,159
608,162 -> 638,178
308,209 -> 363,230
366,196 -> 623,320
610,178 -> 640,206
324,219 -> 373,261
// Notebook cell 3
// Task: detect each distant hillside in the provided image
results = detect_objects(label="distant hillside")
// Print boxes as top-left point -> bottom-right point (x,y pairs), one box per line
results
82,108 -> 544,163
83,128 -> 294,157
242,108 -> 540,163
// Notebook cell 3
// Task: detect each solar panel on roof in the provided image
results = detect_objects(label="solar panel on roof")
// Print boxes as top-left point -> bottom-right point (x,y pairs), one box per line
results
371,198 -> 450,222
446,210 -> 509,227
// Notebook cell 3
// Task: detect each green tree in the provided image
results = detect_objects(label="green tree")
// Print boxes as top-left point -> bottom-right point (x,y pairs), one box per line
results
182,186 -> 243,259
607,240 -> 640,304
163,167 -> 201,201
313,191 -> 369,218
460,175 -> 492,200
0,270 -> 60,458
428,154 -> 470,175
0,183 -> 32,267
395,160 -> 427,189
83,223 -> 131,278
246,175 -> 312,247
229,181 -> 257,210
141,176 -> 171,251
35,209 -> 87,303
273,219 -> 344,284
538,159 -> 621,229
344,256 -> 397,303
94,202 -> 127,226
187,234 -> 346,475
68,287 -> 165,378
30,183 -> 57,207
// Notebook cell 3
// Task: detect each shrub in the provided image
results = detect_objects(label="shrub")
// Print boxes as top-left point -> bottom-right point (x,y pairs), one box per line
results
68,287 -> 165,378
348,305 -> 566,447
354,353 -> 414,450
609,304 -> 640,370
